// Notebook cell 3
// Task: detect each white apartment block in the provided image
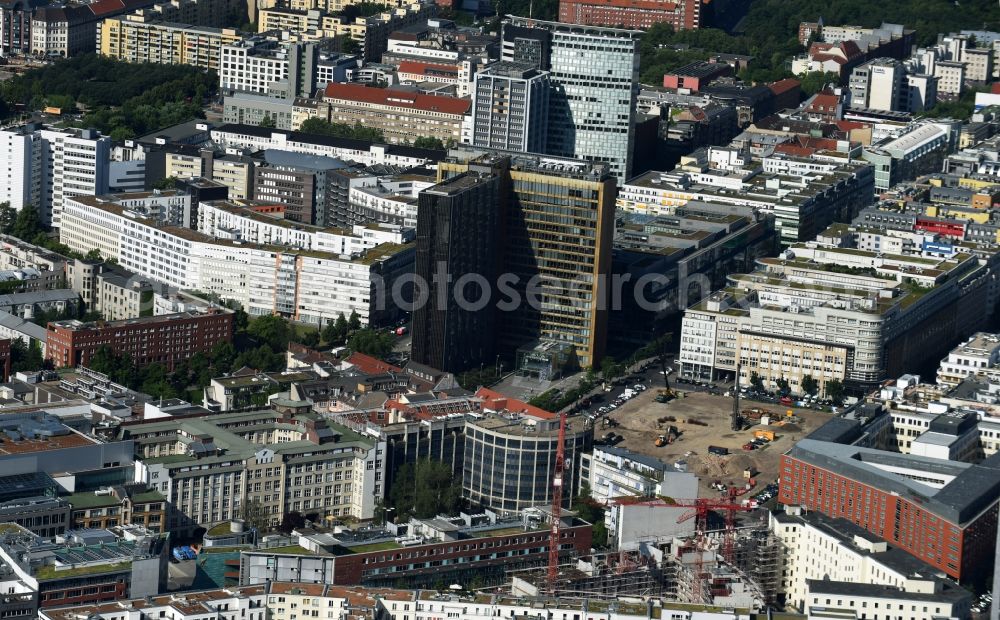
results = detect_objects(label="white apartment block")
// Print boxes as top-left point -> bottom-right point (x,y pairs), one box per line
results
935,60 -> 965,96
61,193 -> 414,326
771,507 -> 971,619
581,445 -> 678,504
211,125 -> 439,168
0,124 -> 109,226
0,127 -> 40,211
38,127 -> 110,228
220,39 -> 290,95
937,332 -> 1000,386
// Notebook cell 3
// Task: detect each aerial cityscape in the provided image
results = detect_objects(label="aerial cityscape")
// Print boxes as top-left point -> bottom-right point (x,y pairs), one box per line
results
0,0 -> 997,618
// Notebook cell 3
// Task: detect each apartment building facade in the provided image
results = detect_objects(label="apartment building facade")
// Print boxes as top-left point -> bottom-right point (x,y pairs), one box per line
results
316,82 -> 469,146
99,15 -> 243,71
45,308 -> 234,370
128,406 -> 384,532
467,62 -> 549,153
61,193 -> 415,327
558,0 -> 700,30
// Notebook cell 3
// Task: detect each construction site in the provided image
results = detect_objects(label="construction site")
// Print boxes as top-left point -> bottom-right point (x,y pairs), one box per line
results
602,387 -> 833,496
509,525 -> 782,609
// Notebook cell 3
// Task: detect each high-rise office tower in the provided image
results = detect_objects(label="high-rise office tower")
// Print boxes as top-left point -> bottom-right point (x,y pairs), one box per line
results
469,62 -> 550,153
410,169 -> 503,373
421,149 -> 615,371
501,17 -> 640,183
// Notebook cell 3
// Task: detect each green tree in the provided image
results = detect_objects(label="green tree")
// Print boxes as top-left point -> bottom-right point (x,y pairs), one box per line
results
336,34 -> 361,55
210,340 -> 237,375
85,248 -> 102,261
801,375 -> 818,396
775,377 -> 791,396
260,114 -> 276,128
247,314 -> 291,351
11,204 -> 43,241
572,485 -> 608,547
388,459 -> 463,520
347,329 -> 393,358
152,176 -> 177,191
0,202 -> 16,234
749,371 -> 765,392
298,117 -> 384,142
347,310 -> 361,331
240,497 -> 269,533
825,379 -> 845,404
798,71 -> 839,96
412,136 -> 446,150
322,313 -> 349,345
601,356 -> 620,381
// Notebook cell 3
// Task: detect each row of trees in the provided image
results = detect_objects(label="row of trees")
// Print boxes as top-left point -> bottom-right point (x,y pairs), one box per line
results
299,118 -> 385,142
748,371 -> 845,404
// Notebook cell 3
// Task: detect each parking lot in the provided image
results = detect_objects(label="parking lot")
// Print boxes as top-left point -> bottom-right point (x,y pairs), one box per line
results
595,386 -> 834,499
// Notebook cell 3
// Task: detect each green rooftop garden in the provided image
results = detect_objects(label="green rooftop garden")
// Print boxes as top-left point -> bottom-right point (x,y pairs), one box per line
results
35,561 -> 131,580
347,540 -> 401,553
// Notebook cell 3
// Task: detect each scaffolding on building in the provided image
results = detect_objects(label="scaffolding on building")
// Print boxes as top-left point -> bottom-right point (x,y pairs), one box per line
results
507,549 -> 669,599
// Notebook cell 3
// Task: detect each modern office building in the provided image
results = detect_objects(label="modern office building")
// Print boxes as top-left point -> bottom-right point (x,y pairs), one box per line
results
617,147 -> 875,245
127,403 -> 384,532
501,17 -> 640,182
411,171 -> 501,373
237,508 -> 593,588
0,524 -> 166,609
850,58 -> 907,112
679,239 -> 993,393
434,149 -> 616,370
45,308 -> 234,370
863,122 -> 958,191
253,150 -> 353,224
219,38 -> 322,99
463,392 -> 592,516
467,62 -> 549,153
558,0 -> 700,30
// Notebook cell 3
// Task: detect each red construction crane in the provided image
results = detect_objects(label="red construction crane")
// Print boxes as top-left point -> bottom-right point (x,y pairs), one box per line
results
547,411 -> 567,593
672,484 -> 755,601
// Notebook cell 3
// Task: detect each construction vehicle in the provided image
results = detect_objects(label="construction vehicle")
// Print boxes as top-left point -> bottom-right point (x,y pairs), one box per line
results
753,429 -> 776,441
654,388 -> 675,403
654,426 -> 679,446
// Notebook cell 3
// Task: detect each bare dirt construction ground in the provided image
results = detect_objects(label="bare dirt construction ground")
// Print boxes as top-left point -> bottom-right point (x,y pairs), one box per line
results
604,389 -> 834,497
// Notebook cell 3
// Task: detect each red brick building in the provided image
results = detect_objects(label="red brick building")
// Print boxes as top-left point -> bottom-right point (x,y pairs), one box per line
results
559,0 -> 701,30
45,309 -> 233,370
779,438 -> 1000,582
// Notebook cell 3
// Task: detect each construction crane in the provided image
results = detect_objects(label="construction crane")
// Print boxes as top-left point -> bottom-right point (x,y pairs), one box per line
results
547,411 -> 567,593
672,484 -> 755,602
730,363 -> 743,431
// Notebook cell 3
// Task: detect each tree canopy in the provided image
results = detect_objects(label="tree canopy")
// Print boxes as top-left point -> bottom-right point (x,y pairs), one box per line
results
0,54 -> 215,137
387,459 -> 463,520
298,117 -> 385,142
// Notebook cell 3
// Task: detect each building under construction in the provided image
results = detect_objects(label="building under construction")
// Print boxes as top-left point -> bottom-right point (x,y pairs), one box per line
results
663,526 -> 781,607
508,525 -> 780,608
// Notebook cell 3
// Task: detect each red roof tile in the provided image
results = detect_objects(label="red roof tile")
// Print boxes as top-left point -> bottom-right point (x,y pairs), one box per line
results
323,83 -> 470,115
474,387 -> 556,420
769,78 -> 800,95
397,60 -> 459,77
346,352 -> 402,374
